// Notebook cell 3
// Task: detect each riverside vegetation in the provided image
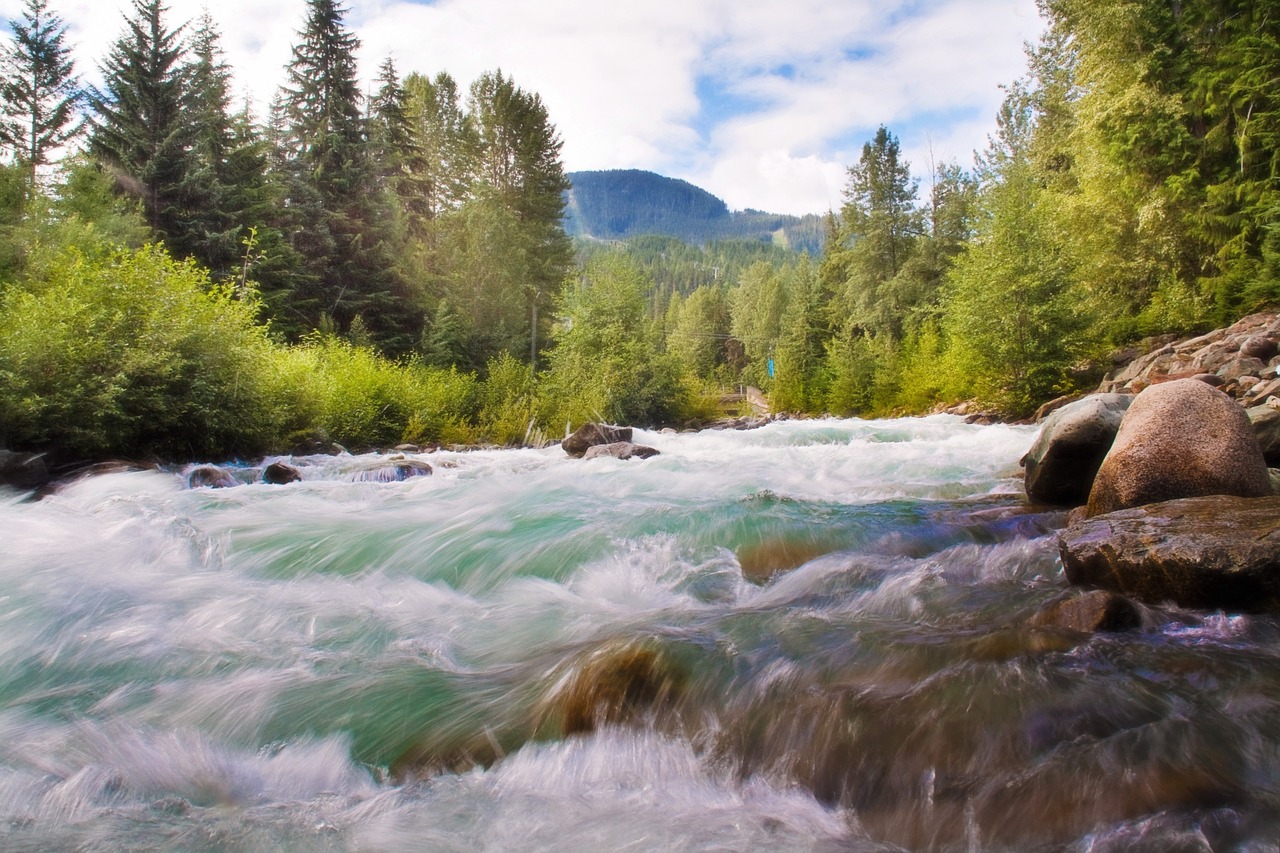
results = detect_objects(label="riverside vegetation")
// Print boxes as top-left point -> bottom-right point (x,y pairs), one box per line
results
0,0 -> 1278,468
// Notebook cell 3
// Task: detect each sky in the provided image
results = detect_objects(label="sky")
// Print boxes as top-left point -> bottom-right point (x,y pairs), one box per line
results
2,0 -> 1045,216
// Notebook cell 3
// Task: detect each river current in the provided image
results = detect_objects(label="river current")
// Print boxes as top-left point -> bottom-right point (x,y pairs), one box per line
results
1,416 -> 1278,851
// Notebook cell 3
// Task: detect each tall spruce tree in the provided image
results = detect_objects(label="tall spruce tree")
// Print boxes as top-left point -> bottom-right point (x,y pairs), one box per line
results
181,13 -> 243,279
88,0 -> 193,247
0,0 -> 83,191
277,0 -> 412,349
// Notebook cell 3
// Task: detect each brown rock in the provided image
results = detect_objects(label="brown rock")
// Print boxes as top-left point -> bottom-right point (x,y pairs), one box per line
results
562,423 -> 632,457
1027,590 -> 1141,633
187,464 -> 237,489
540,640 -> 685,736
1086,379 -> 1271,517
1240,334 -> 1278,361
581,441 -> 660,461
262,461 -> 302,485
1059,495 -> 1280,611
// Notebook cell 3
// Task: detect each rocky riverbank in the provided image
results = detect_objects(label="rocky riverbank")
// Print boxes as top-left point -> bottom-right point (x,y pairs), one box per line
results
1024,313 -> 1280,614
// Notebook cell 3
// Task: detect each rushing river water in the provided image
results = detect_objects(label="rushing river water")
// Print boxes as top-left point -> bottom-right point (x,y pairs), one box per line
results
2,416 -> 1279,851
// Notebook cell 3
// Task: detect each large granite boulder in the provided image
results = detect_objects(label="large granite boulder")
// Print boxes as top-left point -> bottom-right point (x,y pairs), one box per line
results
1060,496 -> 1280,611
581,441 -> 660,461
1085,378 -> 1271,517
562,423 -> 632,458
1022,394 -> 1133,506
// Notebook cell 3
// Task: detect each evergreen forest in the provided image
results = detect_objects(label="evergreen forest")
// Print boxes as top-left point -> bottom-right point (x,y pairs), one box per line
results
0,0 -> 1277,464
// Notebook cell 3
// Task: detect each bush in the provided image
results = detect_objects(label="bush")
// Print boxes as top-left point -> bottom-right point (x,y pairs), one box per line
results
0,244 -> 279,460
263,337 -> 478,451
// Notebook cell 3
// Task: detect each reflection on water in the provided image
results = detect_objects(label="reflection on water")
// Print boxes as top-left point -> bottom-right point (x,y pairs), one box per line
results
0,416 -> 1277,850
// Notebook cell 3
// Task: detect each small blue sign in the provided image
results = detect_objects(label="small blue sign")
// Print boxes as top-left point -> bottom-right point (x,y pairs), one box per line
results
767,358 -> 775,378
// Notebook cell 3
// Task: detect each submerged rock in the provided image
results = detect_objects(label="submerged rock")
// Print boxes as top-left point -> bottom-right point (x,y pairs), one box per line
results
261,461 -> 302,485
1059,495 -> 1280,611
540,640 -> 685,736
736,534 -> 835,582
1022,394 -> 1133,506
343,458 -> 432,483
186,464 -> 238,489
1086,378 -> 1271,517
581,441 -> 660,461
562,423 -> 632,457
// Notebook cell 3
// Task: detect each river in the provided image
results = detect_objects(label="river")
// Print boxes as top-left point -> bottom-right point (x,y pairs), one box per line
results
0,416 -> 1276,851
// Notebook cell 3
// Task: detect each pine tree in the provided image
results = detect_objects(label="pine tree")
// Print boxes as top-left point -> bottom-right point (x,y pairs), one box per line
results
181,13 -> 242,279
0,0 -> 83,191
277,0 -> 413,349
829,126 -> 923,340
87,0 -> 192,248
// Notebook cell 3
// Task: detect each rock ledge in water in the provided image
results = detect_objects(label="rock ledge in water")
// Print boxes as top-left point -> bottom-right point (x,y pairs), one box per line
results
1059,495 -> 1280,611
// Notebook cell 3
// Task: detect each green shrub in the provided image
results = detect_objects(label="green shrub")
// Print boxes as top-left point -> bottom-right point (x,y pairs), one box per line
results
0,244 -> 280,460
262,336 -> 478,450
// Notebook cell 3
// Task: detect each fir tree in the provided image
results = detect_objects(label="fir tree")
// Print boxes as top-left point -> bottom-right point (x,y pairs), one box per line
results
0,0 -> 83,191
87,0 -> 192,248
277,0 -> 413,349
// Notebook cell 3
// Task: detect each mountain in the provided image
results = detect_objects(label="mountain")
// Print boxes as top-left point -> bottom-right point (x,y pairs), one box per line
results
563,169 -> 825,254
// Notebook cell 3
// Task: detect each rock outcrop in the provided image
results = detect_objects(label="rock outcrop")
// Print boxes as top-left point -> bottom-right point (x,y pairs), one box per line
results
581,441 -> 660,461
1022,394 -> 1133,506
1097,312 -> 1280,406
562,423 -> 632,458
1085,378 -> 1271,517
1059,496 -> 1280,612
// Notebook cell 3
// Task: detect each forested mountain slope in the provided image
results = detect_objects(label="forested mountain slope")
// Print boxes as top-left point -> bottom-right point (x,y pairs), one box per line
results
564,169 -> 825,254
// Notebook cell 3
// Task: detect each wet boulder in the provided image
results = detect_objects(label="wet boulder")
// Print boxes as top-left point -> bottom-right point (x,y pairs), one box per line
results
261,461 -> 302,485
1246,404 -> 1280,468
187,464 -> 237,489
344,458 -> 432,483
562,423 -> 632,458
581,441 -> 660,461
1085,378 -> 1271,517
0,450 -> 50,491
1022,394 -> 1133,506
1026,590 -> 1141,633
1059,495 -> 1280,611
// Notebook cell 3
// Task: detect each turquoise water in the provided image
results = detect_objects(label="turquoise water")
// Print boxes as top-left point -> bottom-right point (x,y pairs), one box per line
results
1,416 -> 1277,850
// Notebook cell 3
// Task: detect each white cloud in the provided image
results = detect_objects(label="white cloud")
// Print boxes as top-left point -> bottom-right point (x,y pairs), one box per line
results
0,0 -> 1043,215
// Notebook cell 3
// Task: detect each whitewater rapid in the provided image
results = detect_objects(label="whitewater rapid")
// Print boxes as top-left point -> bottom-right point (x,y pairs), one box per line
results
1,416 -> 1275,850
